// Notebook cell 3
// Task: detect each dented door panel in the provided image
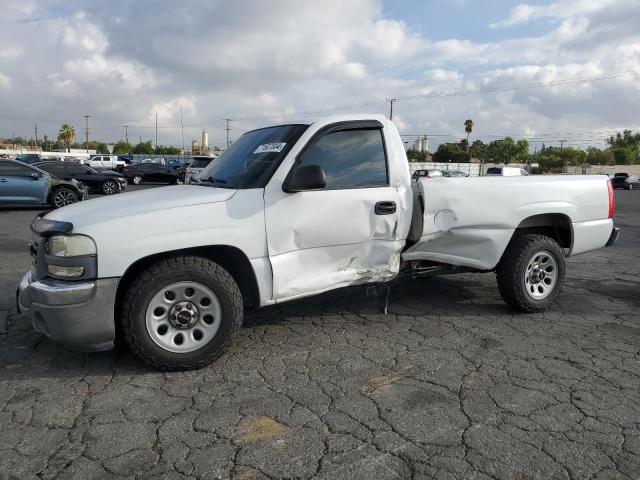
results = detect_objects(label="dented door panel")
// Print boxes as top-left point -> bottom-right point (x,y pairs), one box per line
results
264,114 -> 413,302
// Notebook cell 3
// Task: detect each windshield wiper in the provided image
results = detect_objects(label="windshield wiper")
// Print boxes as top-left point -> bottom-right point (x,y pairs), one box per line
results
199,176 -> 235,188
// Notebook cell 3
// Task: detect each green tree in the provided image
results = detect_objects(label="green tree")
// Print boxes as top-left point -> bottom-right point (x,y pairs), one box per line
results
464,118 -> 474,151
610,147 -> 634,165
586,148 -> 614,165
432,143 -> 470,163
132,141 -> 155,154
113,141 -> 133,155
536,154 -> 563,173
607,130 -> 640,163
469,139 -> 488,161
487,137 -> 515,163
58,124 -> 76,152
95,142 -> 109,154
155,145 -> 182,155
406,149 -> 428,162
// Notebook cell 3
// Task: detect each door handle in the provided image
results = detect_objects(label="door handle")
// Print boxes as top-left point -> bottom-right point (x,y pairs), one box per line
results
375,201 -> 396,215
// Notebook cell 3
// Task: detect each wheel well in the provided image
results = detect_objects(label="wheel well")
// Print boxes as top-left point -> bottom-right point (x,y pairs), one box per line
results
47,184 -> 81,203
115,246 -> 261,317
514,213 -> 573,250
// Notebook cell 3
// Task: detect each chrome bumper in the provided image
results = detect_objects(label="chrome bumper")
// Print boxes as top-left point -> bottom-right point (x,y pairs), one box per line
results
16,271 -> 119,351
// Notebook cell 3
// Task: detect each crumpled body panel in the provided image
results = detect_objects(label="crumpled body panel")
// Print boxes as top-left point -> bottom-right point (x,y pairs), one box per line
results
403,175 -> 611,270
264,114 -> 412,302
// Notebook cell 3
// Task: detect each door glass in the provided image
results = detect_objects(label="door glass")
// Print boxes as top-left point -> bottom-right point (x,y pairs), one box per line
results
298,129 -> 388,189
0,163 -> 34,176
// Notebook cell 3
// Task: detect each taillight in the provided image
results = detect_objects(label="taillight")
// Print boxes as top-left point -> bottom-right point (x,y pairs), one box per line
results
607,179 -> 615,219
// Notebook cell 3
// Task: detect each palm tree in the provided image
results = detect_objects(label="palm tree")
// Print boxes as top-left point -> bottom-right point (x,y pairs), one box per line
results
58,124 -> 76,152
464,119 -> 474,151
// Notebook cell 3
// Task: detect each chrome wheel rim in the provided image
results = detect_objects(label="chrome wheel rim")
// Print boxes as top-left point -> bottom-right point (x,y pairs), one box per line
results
53,189 -> 77,207
524,251 -> 557,300
103,181 -> 117,194
145,281 -> 222,353
133,176 -> 142,184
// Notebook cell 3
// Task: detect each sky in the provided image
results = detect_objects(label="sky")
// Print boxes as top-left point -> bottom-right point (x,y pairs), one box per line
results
0,0 -> 639,151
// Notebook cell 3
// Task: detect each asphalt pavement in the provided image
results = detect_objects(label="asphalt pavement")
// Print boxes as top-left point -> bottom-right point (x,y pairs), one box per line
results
0,187 -> 639,479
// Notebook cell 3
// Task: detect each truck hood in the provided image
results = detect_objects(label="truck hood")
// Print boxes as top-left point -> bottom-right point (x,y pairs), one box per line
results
45,185 -> 236,229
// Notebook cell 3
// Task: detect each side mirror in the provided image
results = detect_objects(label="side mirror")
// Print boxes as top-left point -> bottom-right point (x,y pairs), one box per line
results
284,165 -> 326,192
30,173 -> 40,180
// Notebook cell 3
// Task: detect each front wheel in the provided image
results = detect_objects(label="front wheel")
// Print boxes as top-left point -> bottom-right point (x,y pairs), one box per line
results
101,180 -> 119,195
131,175 -> 143,185
496,234 -> 565,312
119,256 -> 243,370
50,187 -> 79,208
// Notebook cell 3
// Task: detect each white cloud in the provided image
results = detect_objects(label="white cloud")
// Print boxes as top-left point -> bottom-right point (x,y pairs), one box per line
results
0,72 -> 11,89
490,0 -> 617,28
0,0 -> 638,151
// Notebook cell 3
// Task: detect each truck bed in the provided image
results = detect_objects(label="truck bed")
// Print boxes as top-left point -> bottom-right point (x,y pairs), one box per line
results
402,175 -> 613,270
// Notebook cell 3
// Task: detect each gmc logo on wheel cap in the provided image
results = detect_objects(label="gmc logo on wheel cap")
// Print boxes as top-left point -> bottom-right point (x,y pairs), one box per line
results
176,311 -> 192,324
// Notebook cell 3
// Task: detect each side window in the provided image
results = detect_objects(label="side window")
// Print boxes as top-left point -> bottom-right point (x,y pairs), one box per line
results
0,163 -> 34,177
298,129 -> 388,189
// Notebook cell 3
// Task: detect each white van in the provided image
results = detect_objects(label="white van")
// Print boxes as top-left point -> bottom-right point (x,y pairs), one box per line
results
486,166 -> 529,176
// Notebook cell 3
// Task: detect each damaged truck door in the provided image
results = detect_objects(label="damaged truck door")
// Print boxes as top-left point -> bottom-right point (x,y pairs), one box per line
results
264,120 -> 411,301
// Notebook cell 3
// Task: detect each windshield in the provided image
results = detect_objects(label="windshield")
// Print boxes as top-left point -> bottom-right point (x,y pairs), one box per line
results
198,124 -> 308,189
189,158 -> 214,169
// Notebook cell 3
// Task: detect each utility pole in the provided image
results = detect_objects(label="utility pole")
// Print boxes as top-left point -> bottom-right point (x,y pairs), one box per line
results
84,115 -> 91,153
124,125 -> 129,144
180,107 -> 185,156
386,98 -> 398,121
34,124 -> 38,148
155,113 -> 158,149
560,139 -> 566,150
224,118 -> 233,148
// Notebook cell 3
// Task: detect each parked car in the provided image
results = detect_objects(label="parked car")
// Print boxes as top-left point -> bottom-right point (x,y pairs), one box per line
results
486,166 -> 529,176
411,169 -> 446,181
0,159 -> 88,208
611,172 -> 639,190
16,114 -> 619,370
84,155 -> 127,172
13,153 -> 42,165
34,161 -> 127,195
447,170 -> 469,177
121,162 -> 184,185
185,155 -> 216,183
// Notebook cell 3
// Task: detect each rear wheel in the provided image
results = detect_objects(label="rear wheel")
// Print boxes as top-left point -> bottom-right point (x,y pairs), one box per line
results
496,234 -> 565,312
120,256 -> 243,370
131,175 -> 143,185
50,187 -> 79,208
101,180 -> 118,195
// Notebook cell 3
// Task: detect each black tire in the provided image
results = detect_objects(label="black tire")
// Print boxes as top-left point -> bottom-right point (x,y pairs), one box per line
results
119,256 -> 243,370
131,175 -> 143,185
49,187 -> 79,208
101,180 -> 119,195
496,234 -> 565,313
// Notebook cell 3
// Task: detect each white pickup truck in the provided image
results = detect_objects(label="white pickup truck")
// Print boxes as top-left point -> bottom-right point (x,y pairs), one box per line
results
83,155 -> 127,172
17,114 -> 619,370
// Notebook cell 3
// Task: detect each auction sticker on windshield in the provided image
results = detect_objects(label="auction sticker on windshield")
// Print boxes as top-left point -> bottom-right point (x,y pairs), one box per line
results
254,142 -> 286,154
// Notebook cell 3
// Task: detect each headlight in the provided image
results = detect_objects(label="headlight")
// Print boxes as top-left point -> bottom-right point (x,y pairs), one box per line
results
47,235 -> 96,257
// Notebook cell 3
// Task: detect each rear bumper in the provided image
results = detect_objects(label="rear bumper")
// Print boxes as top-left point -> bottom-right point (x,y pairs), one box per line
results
606,226 -> 620,247
16,271 -> 118,351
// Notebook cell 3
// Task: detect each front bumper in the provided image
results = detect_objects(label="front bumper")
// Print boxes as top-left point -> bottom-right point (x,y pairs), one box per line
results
16,271 -> 119,351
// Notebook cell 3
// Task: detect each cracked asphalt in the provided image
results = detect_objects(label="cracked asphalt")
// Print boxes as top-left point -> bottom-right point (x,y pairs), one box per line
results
1,189 -> 639,479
